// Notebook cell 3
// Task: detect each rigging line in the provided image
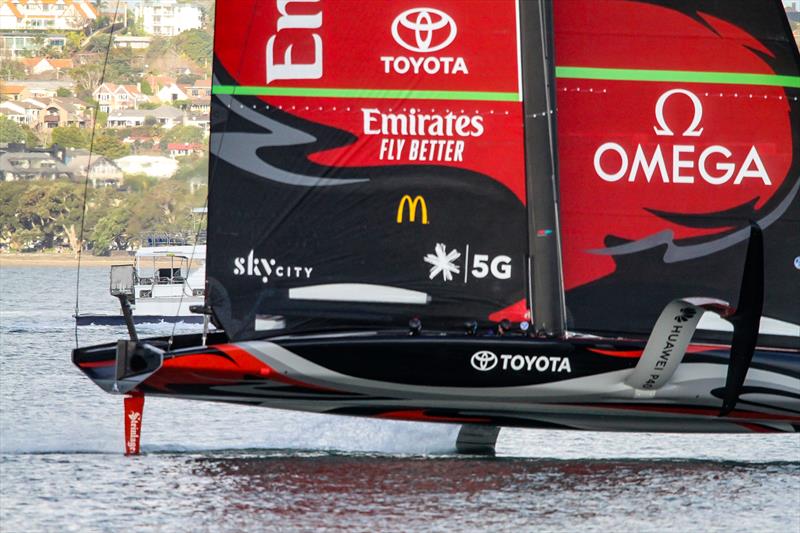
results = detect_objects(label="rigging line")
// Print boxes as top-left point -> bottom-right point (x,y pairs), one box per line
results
168,199 -> 208,346
74,0 -> 123,348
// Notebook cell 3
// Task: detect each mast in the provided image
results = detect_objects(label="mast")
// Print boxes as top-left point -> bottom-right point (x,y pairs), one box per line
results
519,0 -> 566,337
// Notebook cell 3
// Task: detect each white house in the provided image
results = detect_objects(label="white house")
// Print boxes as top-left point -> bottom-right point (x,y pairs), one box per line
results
156,83 -> 189,103
135,0 -> 202,37
0,0 -> 97,32
114,155 -> 179,179
92,83 -> 148,113
66,155 -> 124,188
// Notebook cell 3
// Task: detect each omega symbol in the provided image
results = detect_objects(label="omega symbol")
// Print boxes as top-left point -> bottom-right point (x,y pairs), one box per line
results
654,88 -> 704,137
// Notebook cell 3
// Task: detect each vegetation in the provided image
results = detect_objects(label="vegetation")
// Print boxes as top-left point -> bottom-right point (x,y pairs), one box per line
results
51,127 -> 89,149
0,117 -> 39,146
0,180 -> 207,254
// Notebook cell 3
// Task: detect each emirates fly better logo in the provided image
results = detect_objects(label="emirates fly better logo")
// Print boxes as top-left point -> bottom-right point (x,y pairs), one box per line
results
382,7 -> 467,75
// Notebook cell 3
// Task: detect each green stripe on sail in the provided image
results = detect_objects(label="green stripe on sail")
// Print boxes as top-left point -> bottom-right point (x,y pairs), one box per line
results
555,66 -> 800,88
212,85 -> 520,102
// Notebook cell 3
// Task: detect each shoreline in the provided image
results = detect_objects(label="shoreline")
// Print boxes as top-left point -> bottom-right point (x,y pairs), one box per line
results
0,253 -> 133,268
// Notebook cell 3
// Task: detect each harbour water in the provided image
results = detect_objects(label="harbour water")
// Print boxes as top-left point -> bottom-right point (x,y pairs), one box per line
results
1,266 -> 798,531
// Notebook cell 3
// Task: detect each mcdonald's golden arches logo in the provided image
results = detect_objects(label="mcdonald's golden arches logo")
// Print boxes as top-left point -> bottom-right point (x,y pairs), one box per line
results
396,195 -> 429,224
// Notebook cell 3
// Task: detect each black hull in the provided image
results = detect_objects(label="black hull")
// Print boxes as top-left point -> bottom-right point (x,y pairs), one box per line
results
72,331 -> 800,434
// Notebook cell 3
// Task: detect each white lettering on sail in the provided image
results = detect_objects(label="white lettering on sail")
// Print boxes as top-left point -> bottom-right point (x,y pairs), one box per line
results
593,89 -> 771,186
266,0 -> 323,83
233,250 -> 313,284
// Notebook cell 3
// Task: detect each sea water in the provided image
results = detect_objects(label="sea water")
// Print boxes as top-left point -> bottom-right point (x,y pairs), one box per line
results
1,266 -> 798,532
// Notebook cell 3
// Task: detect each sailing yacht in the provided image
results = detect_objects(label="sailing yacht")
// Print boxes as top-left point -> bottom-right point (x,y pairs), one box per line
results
73,0 -> 799,455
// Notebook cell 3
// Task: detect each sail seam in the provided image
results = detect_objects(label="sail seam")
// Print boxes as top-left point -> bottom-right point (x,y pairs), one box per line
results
555,66 -> 800,88
212,85 -> 520,102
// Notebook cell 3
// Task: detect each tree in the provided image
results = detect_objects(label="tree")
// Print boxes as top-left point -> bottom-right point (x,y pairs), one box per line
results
173,29 -> 213,66
93,134 -> 130,159
0,117 -> 27,144
140,79 -> 153,95
162,125 -> 204,145
91,207 -> 131,254
70,63 -> 104,95
51,127 -> 89,149
56,87 -> 73,97
0,60 -> 25,80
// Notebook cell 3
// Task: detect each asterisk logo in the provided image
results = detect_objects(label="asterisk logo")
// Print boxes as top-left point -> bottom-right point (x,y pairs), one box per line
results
424,243 -> 461,281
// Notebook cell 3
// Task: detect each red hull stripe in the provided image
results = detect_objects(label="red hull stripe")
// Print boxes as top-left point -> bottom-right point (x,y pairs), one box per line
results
378,409 -> 490,424
79,360 -> 115,368
586,348 -> 642,358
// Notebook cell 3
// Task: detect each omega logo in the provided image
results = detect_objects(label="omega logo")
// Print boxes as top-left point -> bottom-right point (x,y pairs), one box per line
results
391,8 -> 457,53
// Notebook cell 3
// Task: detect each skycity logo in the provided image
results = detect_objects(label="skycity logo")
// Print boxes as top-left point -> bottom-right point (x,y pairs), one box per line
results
470,350 -> 572,373
593,88 -> 772,186
233,250 -> 313,284
381,7 -> 468,75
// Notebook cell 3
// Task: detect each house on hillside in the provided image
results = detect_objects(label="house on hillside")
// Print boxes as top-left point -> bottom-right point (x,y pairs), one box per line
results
0,0 -> 97,32
38,98 -> 88,130
19,57 -> 74,76
0,106 -> 25,124
0,100 -> 41,127
167,143 -> 204,157
66,155 -> 123,188
136,0 -> 202,37
114,155 -> 178,179
113,35 -> 152,49
0,84 -> 24,101
0,151 -> 73,181
92,83 -> 148,113
156,83 -> 189,103
106,105 -> 184,129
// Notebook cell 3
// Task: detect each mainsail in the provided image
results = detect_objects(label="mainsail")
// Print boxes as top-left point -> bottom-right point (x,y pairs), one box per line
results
208,1 -> 533,340
553,0 -> 800,341
207,0 -> 799,343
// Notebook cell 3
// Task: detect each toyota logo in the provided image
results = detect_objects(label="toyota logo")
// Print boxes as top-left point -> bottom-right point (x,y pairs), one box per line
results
471,350 -> 498,372
391,8 -> 457,53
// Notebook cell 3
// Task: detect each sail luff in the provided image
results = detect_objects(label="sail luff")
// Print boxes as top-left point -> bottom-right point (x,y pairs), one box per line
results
519,0 -> 567,337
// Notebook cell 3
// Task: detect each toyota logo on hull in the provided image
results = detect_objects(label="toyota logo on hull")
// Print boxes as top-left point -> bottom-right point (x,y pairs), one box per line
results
392,8 -> 457,53
471,350 -> 498,371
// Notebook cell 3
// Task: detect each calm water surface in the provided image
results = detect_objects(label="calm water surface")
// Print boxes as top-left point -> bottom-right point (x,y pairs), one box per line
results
1,266 -> 798,531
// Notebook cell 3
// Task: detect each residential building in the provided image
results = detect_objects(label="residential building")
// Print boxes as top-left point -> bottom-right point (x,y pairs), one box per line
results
784,1 -> 800,12
184,112 -> 209,133
0,151 -> 72,181
156,82 -> 188,103
167,142 -> 204,157
135,0 -> 202,37
0,0 -> 97,32
0,100 -> 41,127
66,155 -> 124,187
92,82 -> 148,113
112,35 -> 152,49
106,105 -> 184,129
0,84 -> 24,101
114,155 -> 178,179
0,33 -> 67,59
19,57 -> 73,76
38,97 -> 89,130
0,106 -> 25,124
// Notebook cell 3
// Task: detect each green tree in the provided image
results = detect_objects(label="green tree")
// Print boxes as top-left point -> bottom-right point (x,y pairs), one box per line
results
173,29 -> 213,66
162,125 -> 204,145
0,60 -> 25,80
56,87 -> 73,97
140,79 -> 153,95
51,126 -> 89,149
0,117 -> 27,144
93,134 -> 131,159
91,207 -> 131,254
